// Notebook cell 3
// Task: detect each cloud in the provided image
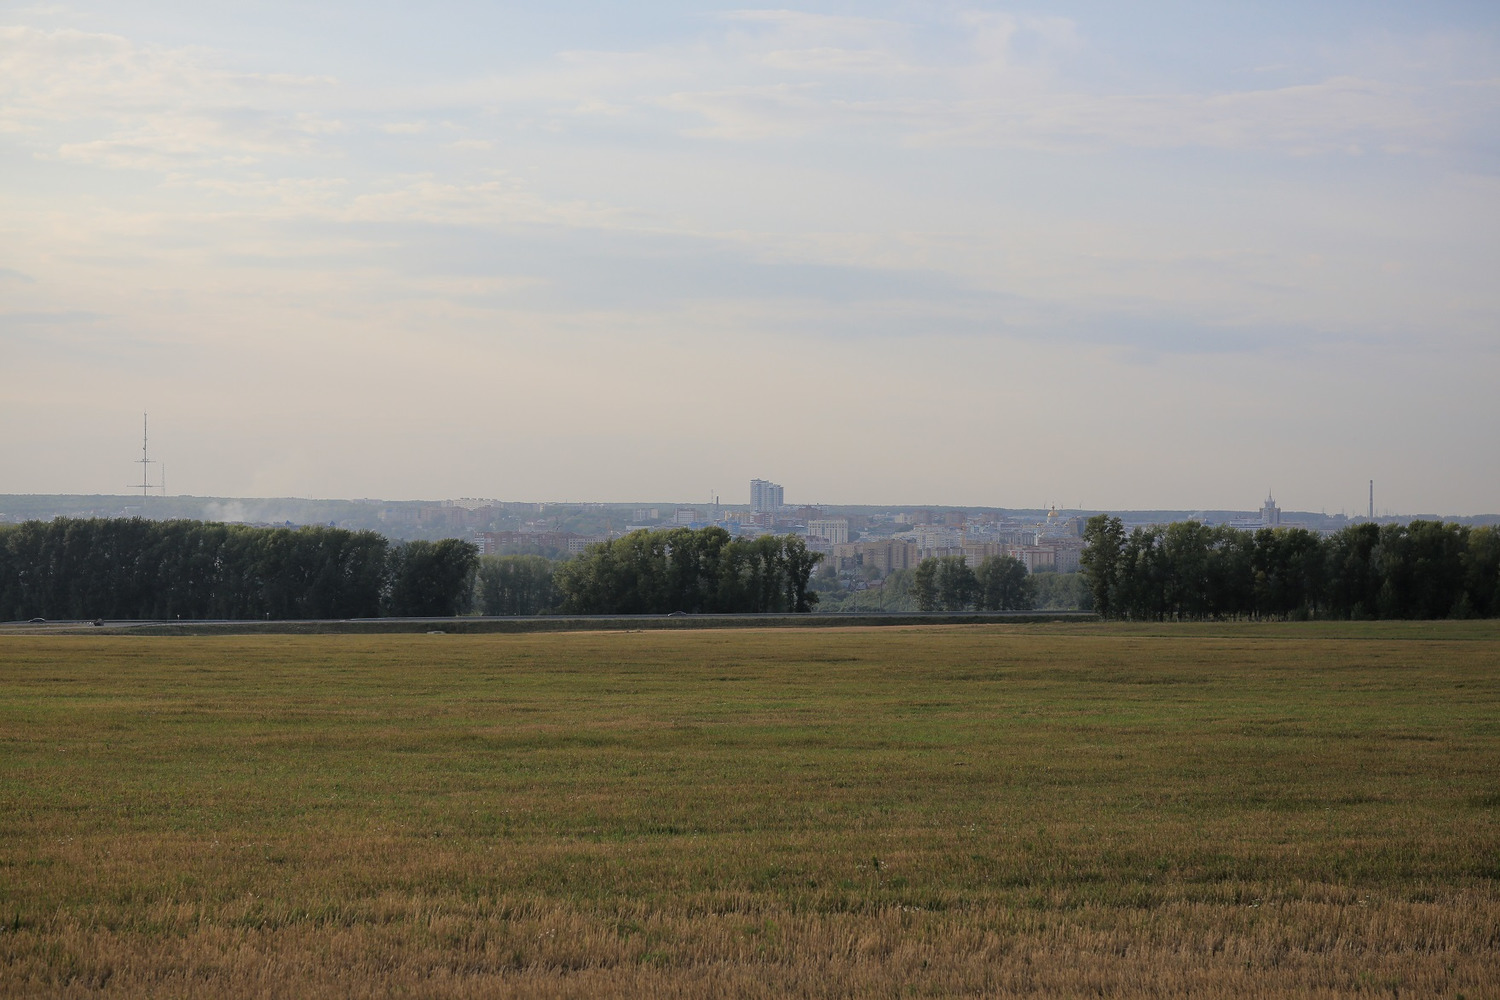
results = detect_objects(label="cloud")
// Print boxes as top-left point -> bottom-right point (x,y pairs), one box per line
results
264,216 -> 988,317
661,84 -> 828,139
0,308 -> 104,326
436,14 -> 1490,159
1,5 -> 1495,511
5,18 -> 1497,351
340,175 -> 633,229
0,25 -> 329,117
905,75 -> 1460,154
54,109 -> 345,172
1,25 -> 345,173
8,12 -> 1490,197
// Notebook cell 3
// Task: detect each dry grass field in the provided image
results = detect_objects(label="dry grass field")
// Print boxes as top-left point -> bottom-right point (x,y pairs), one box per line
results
2,622 -> 1498,997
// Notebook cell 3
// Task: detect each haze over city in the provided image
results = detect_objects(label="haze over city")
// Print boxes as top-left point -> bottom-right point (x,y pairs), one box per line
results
3,2 -> 1497,514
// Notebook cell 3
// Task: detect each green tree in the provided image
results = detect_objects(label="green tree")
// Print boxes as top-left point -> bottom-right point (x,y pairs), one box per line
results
663,526 -> 733,613
780,535 -> 823,613
1080,515 -> 1125,617
1114,526 -> 1168,621
1161,520 -> 1212,620
0,517 -> 398,621
386,538 -> 479,617
912,558 -> 939,612
1325,523 -> 1382,620
554,528 -> 821,614
871,567 -> 921,612
1027,570 -> 1088,611
477,555 -> 559,616
1404,520 -> 1468,619
744,535 -> 789,613
934,556 -> 977,611
1205,526 -> 1255,620
976,555 -> 1032,610
1463,526 -> 1500,618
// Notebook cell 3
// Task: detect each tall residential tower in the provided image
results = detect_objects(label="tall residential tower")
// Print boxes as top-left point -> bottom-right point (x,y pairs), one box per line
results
750,479 -> 784,513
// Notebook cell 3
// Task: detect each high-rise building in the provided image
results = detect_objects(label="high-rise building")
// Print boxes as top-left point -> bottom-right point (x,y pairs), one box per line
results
1261,493 -> 1281,527
750,479 -> 784,513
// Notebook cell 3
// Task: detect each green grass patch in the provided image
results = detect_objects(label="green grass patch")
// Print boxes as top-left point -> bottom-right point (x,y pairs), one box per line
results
2,621 -> 1497,997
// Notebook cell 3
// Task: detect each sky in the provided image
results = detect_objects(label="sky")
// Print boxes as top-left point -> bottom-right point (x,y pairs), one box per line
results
2,2 -> 1498,513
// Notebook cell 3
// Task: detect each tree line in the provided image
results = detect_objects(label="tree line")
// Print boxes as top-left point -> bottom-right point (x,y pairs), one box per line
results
910,555 -> 1034,612
477,529 -> 824,616
0,518 -> 478,620
0,520 -> 825,620
550,527 -> 822,614
1080,515 -> 1500,621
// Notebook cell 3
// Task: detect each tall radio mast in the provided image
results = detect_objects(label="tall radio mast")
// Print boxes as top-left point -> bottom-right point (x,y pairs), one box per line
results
129,412 -> 166,497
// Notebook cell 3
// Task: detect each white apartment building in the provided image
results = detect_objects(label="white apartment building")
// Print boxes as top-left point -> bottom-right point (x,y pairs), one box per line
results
750,479 -> 784,513
807,518 -> 850,545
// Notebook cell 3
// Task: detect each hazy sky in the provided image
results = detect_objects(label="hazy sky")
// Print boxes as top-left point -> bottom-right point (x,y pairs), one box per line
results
3,2 -> 1497,513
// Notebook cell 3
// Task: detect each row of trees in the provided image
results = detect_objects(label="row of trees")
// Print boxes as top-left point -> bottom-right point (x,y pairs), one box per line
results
0,518 -> 478,620
911,555 -> 1034,612
0,520 -> 831,620
552,527 -> 822,614
475,554 -> 559,616
1081,516 -> 1500,621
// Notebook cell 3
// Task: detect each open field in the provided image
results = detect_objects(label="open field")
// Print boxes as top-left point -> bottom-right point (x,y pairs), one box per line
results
2,623 -> 1498,997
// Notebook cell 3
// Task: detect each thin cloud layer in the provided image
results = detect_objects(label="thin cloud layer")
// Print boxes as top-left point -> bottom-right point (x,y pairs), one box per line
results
9,14 -> 1491,182
2,3 -> 1497,512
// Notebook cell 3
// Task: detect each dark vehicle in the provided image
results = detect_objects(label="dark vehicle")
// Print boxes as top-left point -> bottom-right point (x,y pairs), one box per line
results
28,617 -> 46,623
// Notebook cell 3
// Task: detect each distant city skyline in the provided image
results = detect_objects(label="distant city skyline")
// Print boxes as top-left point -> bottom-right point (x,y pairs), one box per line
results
1,485 -> 1483,522
0,420 -> 1483,518
3,2 -> 1497,514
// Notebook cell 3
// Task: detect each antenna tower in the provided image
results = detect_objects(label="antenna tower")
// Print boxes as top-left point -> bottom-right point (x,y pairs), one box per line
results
1369,480 -> 1374,521
129,412 -> 167,497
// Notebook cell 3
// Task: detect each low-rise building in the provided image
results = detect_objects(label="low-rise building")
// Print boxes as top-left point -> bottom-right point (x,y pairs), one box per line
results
807,518 -> 850,545
827,539 -> 920,575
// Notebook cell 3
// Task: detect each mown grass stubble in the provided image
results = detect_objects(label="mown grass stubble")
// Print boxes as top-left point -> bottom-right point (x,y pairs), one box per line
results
1,623 -> 1497,996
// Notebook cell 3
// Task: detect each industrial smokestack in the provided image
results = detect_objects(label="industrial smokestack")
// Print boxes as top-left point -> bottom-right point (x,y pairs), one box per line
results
1369,480 -> 1374,520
